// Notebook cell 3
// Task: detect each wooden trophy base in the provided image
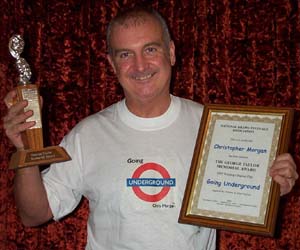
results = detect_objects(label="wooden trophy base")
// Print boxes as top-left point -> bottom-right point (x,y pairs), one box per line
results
9,145 -> 71,169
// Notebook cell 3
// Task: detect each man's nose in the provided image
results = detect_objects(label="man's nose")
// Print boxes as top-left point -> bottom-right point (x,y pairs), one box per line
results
133,54 -> 147,71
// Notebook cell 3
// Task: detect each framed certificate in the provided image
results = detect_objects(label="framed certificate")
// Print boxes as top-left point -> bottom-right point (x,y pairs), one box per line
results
178,104 -> 294,236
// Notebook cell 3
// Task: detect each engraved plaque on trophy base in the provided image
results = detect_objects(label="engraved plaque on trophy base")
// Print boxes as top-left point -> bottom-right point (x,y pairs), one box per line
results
9,146 -> 71,169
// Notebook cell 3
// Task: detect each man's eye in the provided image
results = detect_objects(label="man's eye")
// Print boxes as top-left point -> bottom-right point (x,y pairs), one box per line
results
146,47 -> 157,53
119,52 -> 130,58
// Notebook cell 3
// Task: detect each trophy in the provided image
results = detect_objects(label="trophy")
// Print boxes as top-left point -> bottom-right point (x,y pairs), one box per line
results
8,34 -> 71,169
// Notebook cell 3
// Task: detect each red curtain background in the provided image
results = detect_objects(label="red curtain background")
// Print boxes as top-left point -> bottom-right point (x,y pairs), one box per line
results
1,0 -> 300,249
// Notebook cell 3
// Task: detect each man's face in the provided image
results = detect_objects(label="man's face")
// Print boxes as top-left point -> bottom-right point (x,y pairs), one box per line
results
107,16 -> 175,108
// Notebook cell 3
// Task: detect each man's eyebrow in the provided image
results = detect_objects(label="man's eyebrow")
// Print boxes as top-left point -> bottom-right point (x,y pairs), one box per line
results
144,42 -> 163,48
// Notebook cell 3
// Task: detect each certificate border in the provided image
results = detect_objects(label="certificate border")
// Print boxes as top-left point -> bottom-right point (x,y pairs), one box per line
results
178,104 -> 294,236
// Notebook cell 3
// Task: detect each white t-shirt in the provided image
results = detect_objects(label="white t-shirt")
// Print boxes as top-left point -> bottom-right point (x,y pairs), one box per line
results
43,95 -> 216,250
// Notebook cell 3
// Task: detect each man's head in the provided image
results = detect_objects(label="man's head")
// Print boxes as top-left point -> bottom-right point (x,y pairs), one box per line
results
106,7 -> 176,116
106,7 -> 171,56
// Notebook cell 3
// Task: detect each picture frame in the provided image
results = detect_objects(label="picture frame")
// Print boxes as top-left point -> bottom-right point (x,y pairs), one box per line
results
178,104 -> 294,236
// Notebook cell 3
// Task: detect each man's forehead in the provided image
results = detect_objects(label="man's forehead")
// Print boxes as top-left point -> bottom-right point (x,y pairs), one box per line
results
108,13 -> 165,53
110,19 -> 164,47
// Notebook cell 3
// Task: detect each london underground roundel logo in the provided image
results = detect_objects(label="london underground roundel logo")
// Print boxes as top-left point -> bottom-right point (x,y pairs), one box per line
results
127,162 -> 176,202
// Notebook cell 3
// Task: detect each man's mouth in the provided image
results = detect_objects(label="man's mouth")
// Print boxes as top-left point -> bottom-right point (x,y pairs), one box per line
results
132,72 -> 155,81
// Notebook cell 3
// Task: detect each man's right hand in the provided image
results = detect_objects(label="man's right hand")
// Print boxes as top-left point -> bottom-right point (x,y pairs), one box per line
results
3,90 -> 36,149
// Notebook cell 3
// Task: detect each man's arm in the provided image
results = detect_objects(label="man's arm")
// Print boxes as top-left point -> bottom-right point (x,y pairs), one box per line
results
3,90 -> 53,226
14,167 -> 53,226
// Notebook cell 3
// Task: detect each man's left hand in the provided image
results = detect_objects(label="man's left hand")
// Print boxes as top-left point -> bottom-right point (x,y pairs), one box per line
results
269,153 -> 298,196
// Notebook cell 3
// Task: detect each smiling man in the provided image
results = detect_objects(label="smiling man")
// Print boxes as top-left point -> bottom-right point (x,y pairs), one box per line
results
3,6 -> 298,250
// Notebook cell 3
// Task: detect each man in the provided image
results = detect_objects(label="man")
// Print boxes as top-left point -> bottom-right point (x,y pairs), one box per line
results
3,7 -> 298,250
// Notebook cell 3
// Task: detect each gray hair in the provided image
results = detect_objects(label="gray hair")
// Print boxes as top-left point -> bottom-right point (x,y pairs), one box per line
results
106,7 -> 171,55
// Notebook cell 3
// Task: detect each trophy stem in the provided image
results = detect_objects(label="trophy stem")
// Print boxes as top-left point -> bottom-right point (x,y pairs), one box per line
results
16,84 -> 44,150
9,83 -> 71,169
21,128 -> 44,150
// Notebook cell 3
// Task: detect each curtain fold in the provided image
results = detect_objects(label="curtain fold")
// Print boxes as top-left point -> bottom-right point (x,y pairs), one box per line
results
1,0 -> 299,249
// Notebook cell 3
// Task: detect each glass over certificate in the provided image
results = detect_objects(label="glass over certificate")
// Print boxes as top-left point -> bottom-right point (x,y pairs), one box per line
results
179,104 -> 294,236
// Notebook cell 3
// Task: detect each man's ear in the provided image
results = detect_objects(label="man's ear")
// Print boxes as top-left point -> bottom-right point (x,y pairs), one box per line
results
107,54 -> 116,73
169,40 -> 176,66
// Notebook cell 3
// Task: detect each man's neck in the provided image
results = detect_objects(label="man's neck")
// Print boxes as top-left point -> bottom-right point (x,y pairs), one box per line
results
125,95 -> 171,118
